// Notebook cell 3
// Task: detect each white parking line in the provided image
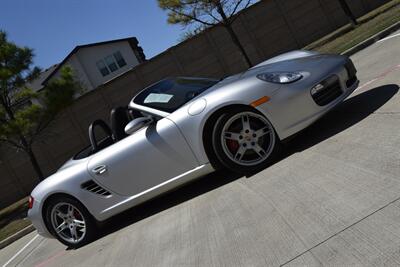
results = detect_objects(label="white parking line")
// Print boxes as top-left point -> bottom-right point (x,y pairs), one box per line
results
2,234 -> 39,267
378,32 -> 400,43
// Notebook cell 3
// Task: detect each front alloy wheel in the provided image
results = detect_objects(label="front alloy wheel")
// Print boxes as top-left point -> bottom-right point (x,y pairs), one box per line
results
212,107 -> 280,173
45,196 -> 96,248
50,202 -> 86,244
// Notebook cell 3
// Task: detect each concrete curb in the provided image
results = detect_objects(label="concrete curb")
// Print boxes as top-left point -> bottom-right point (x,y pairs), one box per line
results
342,21 -> 400,56
0,224 -> 35,250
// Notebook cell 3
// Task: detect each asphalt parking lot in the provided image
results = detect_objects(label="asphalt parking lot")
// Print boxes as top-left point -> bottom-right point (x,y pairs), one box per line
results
1,30 -> 400,267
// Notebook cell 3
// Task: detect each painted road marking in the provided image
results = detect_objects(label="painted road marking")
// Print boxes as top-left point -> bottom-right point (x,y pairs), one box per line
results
356,64 -> 400,91
34,250 -> 66,267
357,78 -> 379,91
2,234 -> 39,267
378,32 -> 400,43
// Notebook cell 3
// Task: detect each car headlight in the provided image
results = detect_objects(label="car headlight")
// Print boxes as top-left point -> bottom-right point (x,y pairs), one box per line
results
257,72 -> 303,84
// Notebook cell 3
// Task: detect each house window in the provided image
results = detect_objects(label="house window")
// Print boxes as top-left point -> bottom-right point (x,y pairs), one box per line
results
105,55 -> 118,72
113,51 -> 127,68
96,51 -> 128,77
96,60 -> 110,77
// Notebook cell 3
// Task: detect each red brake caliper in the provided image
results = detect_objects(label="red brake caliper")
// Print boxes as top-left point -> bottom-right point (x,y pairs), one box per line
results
226,140 -> 239,154
73,210 -> 81,219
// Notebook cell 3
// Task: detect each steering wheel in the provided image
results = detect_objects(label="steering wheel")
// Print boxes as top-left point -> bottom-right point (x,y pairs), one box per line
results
88,120 -> 113,153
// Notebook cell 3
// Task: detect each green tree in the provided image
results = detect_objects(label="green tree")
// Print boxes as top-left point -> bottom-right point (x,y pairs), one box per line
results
158,0 -> 255,67
0,31 -> 81,181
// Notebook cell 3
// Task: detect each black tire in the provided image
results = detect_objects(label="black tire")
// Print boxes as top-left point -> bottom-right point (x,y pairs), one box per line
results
211,107 -> 281,174
44,196 -> 97,248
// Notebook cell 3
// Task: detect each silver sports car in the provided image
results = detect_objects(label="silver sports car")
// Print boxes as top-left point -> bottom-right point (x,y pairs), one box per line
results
28,50 -> 359,247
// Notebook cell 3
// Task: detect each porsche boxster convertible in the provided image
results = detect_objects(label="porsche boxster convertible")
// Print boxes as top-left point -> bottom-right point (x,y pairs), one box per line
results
28,50 -> 359,247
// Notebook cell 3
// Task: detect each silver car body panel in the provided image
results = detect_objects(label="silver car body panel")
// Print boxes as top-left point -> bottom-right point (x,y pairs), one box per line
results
29,161 -> 214,237
87,117 -> 200,196
28,51 -> 359,238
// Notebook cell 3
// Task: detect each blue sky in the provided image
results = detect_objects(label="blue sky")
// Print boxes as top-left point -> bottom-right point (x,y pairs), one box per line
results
0,0 -> 184,69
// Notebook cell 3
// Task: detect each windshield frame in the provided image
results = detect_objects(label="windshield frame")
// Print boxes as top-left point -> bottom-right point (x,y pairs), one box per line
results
129,77 -> 219,117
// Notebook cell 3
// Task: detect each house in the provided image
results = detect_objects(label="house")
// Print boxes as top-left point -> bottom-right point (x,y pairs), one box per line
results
26,64 -> 59,92
12,65 -> 60,109
33,37 -> 145,93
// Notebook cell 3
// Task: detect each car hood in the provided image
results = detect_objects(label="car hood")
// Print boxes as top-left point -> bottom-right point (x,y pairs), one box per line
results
250,50 -> 320,69
199,51 -> 344,95
244,54 -> 344,76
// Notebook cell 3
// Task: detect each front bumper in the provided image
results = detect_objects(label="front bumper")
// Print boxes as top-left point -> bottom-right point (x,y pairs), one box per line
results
259,59 -> 359,140
27,199 -> 54,238
285,78 -> 359,137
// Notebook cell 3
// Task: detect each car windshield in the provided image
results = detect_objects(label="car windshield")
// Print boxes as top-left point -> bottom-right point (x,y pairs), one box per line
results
133,78 -> 218,113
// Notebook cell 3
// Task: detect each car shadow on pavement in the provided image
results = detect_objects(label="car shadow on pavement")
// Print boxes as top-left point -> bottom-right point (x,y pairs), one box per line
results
80,84 -> 398,249
281,83 -> 399,156
94,169 -> 242,242
244,84 -> 399,178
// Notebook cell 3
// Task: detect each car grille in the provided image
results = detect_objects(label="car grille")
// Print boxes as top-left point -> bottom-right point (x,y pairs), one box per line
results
311,75 -> 343,106
345,58 -> 357,88
81,180 -> 111,196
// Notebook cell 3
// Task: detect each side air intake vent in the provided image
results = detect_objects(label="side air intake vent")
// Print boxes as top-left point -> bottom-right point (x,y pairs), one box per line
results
81,180 -> 111,196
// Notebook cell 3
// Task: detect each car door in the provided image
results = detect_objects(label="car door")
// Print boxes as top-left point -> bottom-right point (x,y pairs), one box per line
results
87,117 -> 199,196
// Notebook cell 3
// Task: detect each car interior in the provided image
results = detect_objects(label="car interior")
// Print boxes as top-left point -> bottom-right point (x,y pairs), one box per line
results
72,78 -> 217,161
73,107 -> 149,160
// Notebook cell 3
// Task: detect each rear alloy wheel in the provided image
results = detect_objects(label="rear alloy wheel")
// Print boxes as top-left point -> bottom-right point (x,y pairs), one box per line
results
212,107 -> 280,174
45,196 -> 96,248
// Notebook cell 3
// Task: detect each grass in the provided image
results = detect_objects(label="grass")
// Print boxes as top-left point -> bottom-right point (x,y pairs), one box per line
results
305,0 -> 400,54
0,197 -> 31,242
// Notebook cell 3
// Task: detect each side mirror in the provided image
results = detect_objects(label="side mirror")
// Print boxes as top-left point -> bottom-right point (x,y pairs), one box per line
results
124,117 -> 153,135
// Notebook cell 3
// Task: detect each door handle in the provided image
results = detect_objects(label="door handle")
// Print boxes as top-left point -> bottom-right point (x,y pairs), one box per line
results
92,165 -> 107,175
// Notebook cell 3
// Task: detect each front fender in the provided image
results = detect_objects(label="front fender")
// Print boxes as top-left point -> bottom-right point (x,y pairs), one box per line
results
28,161 -> 130,223
168,76 -> 281,165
